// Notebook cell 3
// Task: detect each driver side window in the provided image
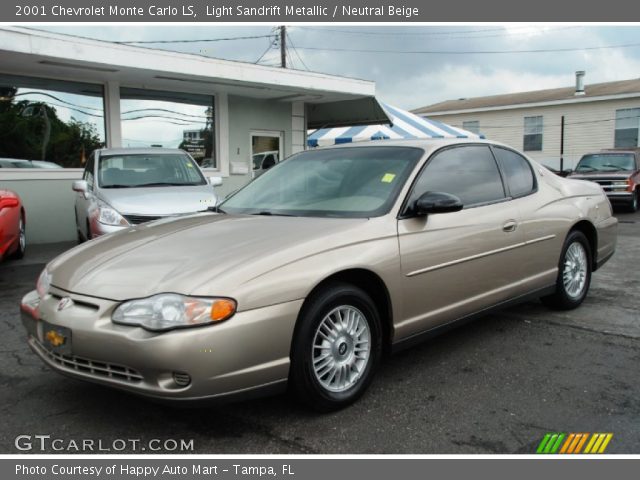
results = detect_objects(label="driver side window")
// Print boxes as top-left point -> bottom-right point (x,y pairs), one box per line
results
407,145 -> 506,210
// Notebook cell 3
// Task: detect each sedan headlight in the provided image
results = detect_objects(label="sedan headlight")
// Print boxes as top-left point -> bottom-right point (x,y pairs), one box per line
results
97,202 -> 129,227
36,268 -> 51,299
112,294 -> 236,332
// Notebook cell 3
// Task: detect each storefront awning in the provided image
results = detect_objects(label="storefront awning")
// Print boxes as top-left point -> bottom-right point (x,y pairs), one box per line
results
308,101 -> 484,147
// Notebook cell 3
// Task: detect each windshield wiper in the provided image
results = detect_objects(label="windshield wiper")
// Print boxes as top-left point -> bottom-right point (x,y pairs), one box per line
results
575,166 -> 597,172
601,164 -> 627,171
206,205 -> 226,214
133,182 -> 195,187
251,211 -> 295,217
101,184 -> 137,188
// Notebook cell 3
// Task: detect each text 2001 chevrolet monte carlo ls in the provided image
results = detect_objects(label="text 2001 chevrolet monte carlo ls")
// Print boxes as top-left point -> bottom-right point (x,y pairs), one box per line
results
20,139 -> 617,411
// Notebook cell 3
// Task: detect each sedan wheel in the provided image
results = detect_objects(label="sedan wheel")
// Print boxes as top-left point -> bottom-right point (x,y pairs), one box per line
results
290,282 -> 381,411
629,190 -> 639,212
542,231 -> 591,310
312,305 -> 371,393
12,216 -> 26,259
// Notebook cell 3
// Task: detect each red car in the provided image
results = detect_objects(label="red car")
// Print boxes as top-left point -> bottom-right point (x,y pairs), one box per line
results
0,189 -> 26,261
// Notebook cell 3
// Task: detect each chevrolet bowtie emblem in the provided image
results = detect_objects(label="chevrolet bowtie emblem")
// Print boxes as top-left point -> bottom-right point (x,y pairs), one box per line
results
56,297 -> 74,311
45,330 -> 66,347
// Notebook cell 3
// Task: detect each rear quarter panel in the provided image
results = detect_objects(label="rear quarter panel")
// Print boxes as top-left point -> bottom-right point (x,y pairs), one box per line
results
516,166 -> 616,286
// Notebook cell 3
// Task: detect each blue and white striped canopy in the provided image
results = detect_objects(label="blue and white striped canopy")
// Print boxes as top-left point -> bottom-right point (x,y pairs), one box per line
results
307,102 -> 484,148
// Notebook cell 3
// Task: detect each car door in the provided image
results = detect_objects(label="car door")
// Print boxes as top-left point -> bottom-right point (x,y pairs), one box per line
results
75,152 -> 96,238
491,146 -> 568,291
396,144 -> 526,340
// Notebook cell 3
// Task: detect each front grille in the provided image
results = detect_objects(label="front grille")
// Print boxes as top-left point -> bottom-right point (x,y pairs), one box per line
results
49,293 -> 99,312
33,338 -> 143,383
124,214 -> 164,225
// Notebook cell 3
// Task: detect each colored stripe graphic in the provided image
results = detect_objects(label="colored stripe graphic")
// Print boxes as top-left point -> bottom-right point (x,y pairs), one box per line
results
584,433 -> 613,454
537,433 -> 613,454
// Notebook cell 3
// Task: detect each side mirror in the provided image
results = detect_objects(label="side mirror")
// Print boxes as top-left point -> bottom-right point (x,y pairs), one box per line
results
414,191 -> 463,216
209,176 -> 223,187
72,180 -> 88,193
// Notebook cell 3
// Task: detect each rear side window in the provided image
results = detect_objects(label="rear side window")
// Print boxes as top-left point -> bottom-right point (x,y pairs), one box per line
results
493,147 -> 535,197
408,145 -> 506,208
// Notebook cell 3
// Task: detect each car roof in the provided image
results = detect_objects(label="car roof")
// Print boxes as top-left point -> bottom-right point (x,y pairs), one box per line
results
597,149 -> 640,154
96,148 -> 187,156
310,137 -> 506,153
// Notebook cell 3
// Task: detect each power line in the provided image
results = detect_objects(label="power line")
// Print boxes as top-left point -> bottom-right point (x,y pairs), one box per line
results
114,34 -> 274,44
293,41 -> 640,55
254,38 -> 276,64
122,115 -> 204,125
13,91 -> 104,112
286,32 -> 310,71
121,108 -> 207,119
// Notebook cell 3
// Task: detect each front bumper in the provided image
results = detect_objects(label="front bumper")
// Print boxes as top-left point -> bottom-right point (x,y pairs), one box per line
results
604,191 -> 634,204
20,288 -> 301,403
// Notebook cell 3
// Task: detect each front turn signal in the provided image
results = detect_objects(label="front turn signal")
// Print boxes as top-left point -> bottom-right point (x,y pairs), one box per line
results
210,299 -> 237,322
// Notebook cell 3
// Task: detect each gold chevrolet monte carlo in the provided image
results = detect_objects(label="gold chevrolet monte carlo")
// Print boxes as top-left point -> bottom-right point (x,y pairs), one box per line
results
20,139 -> 617,411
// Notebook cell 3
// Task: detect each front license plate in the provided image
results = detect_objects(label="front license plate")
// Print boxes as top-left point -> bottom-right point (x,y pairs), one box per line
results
40,321 -> 72,356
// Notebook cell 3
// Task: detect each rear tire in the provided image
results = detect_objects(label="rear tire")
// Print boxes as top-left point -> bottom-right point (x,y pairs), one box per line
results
541,231 -> 592,310
289,282 -> 382,412
12,215 -> 26,259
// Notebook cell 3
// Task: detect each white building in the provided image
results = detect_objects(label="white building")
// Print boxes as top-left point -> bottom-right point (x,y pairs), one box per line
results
413,72 -> 640,171
0,27 -> 388,243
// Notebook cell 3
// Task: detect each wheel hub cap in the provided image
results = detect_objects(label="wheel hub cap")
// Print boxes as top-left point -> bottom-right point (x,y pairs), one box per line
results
563,242 -> 587,299
312,305 -> 371,393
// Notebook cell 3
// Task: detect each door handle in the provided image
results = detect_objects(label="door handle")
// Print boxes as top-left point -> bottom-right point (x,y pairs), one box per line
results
502,220 -> 518,232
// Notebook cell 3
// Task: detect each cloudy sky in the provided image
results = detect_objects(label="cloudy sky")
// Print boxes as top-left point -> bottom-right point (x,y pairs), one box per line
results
37,24 -> 640,111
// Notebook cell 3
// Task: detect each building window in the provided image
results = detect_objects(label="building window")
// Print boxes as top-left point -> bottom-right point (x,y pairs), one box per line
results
614,108 -> 640,148
0,73 -> 105,168
462,120 -> 480,134
120,87 -> 216,169
523,116 -> 543,151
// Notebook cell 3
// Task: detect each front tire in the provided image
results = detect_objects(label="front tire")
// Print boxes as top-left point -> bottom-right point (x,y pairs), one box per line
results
628,190 -> 638,212
541,230 -> 592,310
289,282 -> 382,411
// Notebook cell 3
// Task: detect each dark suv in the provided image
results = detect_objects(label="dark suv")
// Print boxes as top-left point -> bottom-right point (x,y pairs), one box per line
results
569,149 -> 640,212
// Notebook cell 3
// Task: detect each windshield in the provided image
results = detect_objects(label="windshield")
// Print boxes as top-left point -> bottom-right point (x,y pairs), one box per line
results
98,153 -> 206,188
221,146 -> 423,218
575,153 -> 636,172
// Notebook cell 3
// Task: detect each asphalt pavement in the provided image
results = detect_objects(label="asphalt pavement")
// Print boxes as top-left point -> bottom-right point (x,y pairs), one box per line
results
0,211 -> 638,454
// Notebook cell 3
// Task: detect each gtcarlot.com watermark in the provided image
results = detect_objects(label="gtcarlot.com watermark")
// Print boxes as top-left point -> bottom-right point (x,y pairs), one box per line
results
15,435 -> 194,452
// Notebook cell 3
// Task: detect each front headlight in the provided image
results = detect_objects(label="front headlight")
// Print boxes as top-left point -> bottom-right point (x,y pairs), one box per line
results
97,202 -> 129,226
36,268 -> 51,299
112,294 -> 236,332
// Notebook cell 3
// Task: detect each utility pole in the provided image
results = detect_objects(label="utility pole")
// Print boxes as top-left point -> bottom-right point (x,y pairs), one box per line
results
280,25 -> 286,68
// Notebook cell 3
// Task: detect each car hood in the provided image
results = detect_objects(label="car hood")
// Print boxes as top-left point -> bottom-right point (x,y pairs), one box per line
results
569,172 -> 631,180
47,214 -> 372,302
98,185 -> 216,215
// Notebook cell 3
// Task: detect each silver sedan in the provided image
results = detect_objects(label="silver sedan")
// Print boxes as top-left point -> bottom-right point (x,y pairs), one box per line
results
72,148 -> 222,240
